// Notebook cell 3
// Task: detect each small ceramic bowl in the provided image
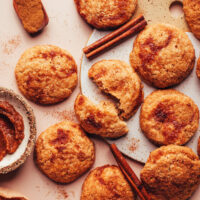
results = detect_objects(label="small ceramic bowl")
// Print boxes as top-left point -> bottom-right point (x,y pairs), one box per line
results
0,187 -> 28,199
0,87 -> 36,174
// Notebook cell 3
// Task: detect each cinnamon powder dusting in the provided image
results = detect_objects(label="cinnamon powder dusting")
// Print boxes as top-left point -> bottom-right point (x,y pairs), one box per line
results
47,110 -> 77,122
2,35 -> 21,55
56,186 -> 69,199
129,138 -> 139,152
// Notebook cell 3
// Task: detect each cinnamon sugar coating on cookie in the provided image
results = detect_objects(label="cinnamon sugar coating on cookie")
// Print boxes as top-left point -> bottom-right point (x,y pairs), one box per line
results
130,24 -> 195,88
198,137 -> 200,157
74,0 -> 137,30
35,121 -> 95,183
88,60 -> 143,120
81,165 -> 136,200
183,0 -> 200,40
15,45 -> 77,104
140,89 -> 199,146
196,57 -> 200,79
141,145 -> 200,200
74,94 -> 128,138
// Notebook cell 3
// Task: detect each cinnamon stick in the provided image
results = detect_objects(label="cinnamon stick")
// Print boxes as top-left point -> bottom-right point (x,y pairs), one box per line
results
85,19 -> 147,59
118,162 -> 146,200
83,14 -> 145,54
110,143 -> 151,200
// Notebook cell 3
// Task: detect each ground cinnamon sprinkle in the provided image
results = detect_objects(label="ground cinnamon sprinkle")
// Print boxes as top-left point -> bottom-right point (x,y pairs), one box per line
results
14,0 -> 45,33
2,35 -> 21,55
56,186 -> 68,199
47,109 -> 78,122
129,138 -> 139,152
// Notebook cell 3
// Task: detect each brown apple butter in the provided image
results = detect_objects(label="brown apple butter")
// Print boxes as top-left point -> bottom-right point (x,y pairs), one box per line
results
0,101 -> 24,161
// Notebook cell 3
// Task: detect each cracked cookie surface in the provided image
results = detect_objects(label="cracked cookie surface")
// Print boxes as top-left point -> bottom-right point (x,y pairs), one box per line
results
15,45 -> 77,104
74,94 -> 128,138
130,24 -> 195,88
141,145 -> 200,200
88,60 -> 143,120
140,89 -> 199,146
35,120 -> 95,183
183,0 -> 200,40
74,0 -> 137,30
81,165 -> 136,200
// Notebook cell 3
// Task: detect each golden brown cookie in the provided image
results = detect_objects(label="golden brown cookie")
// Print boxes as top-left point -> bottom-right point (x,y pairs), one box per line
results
74,0 -> 137,30
15,45 -> 77,104
74,94 -> 128,138
141,145 -> 200,200
196,56 -> 200,79
81,165 -> 136,200
35,120 -> 95,184
140,90 -> 199,146
88,60 -> 143,120
130,23 -> 195,88
198,137 -> 200,157
183,0 -> 200,40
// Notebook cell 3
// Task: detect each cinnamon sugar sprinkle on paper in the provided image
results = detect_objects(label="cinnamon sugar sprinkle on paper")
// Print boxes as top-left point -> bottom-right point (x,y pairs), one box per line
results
56,186 -> 69,199
2,35 -> 21,54
129,138 -> 140,152
48,109 -> 77,122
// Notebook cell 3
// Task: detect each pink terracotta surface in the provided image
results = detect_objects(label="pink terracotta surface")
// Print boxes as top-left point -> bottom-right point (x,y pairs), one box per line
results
0,0 -> 199,200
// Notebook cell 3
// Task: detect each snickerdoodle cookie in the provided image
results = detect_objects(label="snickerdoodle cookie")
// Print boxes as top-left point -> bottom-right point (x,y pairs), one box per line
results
88,60 -> 143,120
35,120 -> 95,183
140,145 -> 200,200
81,165 -> 136,200
15,45 -> 77,104
130,24 -> 195,88
183,0 -> 200,40
74,0 -> 137,30
74,94 -> 128,138
198,137 -> 200,157
140,90 -> 199,146
196,56 -> 200,79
